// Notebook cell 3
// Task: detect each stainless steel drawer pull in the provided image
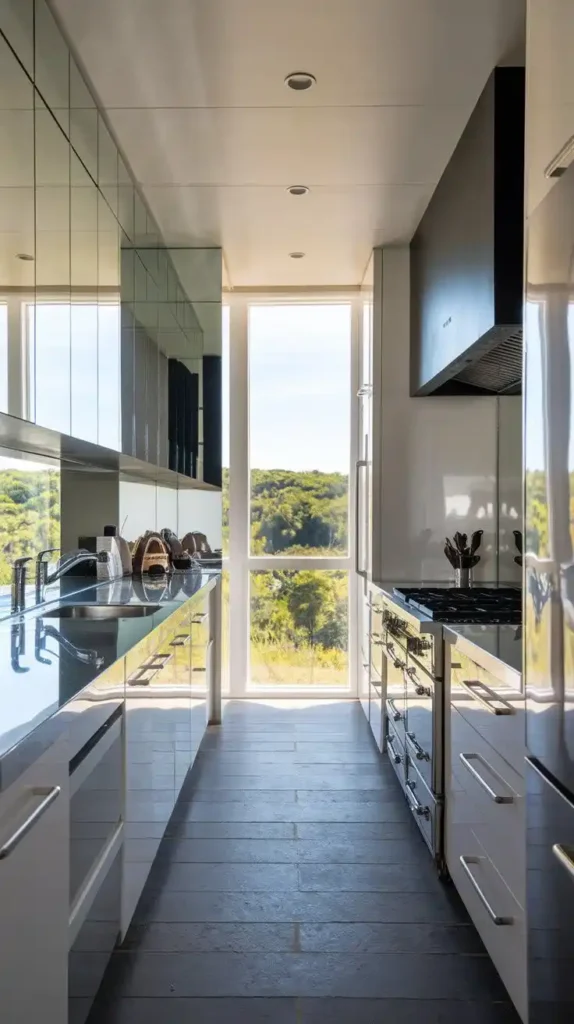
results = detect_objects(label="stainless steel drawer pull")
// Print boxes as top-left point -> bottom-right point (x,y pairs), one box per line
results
458,678 -> 513,716
387,698 -> 402,722
406,731 -> 430,762
386,733 -> 401,764
192,612 -> 209,624
0,786 -> 61,860
170,633 -> 191,647
459,855 -> 514,925
553,843 -> 574,881
459,753 -> 514,804
405,780 -> 430,820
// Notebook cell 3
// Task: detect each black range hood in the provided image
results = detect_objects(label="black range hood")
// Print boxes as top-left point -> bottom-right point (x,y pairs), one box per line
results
410,67 -> 525,396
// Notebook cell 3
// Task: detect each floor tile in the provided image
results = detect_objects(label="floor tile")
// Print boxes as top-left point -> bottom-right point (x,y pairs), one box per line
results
124,921 -> 296,952
156,839 -> 299,863
147,861 -> 298,892
294,838 -> 434,864
133,888 -> 470,925
95,951 -> 508,999
171,801 -> 411,822
298,922 -> 485,954
297,998 -> 521,1023
164,821 -> 297,840
89,997 -> 297,1023
298,862 -> 443,893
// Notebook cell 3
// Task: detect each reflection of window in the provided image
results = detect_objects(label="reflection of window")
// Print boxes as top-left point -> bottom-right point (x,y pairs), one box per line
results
26,301 -> 121,448
0,304 -> 7,413
250,569 -> 349,687
28,304 -> 71,434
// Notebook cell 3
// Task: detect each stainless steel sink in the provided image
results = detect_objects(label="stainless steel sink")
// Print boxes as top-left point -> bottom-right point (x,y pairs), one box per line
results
43,603 -> 161,620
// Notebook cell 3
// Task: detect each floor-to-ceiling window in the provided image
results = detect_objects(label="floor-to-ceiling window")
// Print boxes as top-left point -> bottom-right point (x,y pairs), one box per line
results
226,296 -> 358,696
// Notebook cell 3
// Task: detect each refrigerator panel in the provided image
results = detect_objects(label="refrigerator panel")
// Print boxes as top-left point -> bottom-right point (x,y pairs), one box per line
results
527,758 -> 574,1021
525,161 -> 574,793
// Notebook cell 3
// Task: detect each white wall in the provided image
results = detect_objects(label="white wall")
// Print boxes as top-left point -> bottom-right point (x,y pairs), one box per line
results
376,247 -> 501,582
497,395 -> 523,583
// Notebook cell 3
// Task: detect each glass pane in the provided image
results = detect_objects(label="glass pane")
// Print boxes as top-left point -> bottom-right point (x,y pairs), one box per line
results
222,305 -> 229,557
249,304 -> 350,556
29,304 -> 71,433
250,570 -> 349,688
0,304 -> 7,412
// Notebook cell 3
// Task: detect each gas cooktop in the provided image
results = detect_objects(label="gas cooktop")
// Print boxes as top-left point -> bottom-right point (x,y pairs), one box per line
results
393,586 -> 522,624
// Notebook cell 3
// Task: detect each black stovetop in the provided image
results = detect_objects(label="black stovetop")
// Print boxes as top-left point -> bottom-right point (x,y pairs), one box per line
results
393,586 -> 522,624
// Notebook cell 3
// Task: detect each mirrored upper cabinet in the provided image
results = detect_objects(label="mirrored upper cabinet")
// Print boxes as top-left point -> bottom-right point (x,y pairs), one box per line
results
0,0 -> 33,77
0,2 -> 222,487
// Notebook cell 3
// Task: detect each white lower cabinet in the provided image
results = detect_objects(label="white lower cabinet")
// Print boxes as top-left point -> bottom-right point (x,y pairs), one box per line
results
446,701 -> 527,1021
0,739 -> 69,1023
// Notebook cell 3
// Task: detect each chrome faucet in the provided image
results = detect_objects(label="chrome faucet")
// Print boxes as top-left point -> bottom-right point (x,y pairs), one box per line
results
12,557 -> 32,614
35,549 -> 109,603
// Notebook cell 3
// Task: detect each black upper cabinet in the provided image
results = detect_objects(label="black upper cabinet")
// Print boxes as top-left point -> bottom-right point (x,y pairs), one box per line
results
410,67 -> 525,396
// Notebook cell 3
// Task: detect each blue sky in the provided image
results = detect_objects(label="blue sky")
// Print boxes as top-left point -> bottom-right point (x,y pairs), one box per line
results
222,304 -> 351,474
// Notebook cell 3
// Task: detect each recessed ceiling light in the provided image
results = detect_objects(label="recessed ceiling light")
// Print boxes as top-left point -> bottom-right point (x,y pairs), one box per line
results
285,71 -> 316,91
286,185 -> 310,196
289,252 -> 305,259
16,252 -> 34,261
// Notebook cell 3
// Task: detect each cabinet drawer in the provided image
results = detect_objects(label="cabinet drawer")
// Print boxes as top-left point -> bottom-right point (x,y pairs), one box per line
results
450,651 -> 525,777
449,706 -> 524,906
447,824 -> 526,1021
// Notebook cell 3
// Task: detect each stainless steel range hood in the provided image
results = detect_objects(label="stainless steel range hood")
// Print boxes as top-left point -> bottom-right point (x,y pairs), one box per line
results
431,326 -> 523,396
410,68 -> 525,397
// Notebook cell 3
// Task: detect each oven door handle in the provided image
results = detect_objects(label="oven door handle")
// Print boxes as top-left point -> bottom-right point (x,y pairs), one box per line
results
405,780 -> 430,820
386,732 -> 402,764
406,731 -> 430,763
403,665 -> 430,696
386,698 -> 403,723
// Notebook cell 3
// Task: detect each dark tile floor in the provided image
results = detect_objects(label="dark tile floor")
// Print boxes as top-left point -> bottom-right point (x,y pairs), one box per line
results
88,700 -> 521,1023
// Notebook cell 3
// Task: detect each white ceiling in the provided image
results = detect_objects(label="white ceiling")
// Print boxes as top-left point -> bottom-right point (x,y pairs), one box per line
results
52,0 -> 525,287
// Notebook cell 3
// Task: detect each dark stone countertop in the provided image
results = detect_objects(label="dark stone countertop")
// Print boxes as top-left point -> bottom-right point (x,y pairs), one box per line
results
0,568 -> 220,791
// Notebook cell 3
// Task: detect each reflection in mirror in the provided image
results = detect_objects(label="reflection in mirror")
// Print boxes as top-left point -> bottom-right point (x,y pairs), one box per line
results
98,193 -> 120,451
0,448 -> 60,607
34,0 -> 69,132
70,56 -> 97,181
117,155 -> 134,241
0,32 -> 34,416
34,95 -> 71,433
71,151 -> 98,442
120,240 -> 135,457
0,0 -> 34,75
98,114 -> 118,217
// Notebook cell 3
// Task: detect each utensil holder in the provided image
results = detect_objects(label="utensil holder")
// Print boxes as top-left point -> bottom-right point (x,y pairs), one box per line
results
454,567 -> 473,588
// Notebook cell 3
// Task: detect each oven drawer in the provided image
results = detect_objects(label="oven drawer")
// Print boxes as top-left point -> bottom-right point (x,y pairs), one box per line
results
447,823 -> 526,1021
449,705 -> 524,906
405,663 -> 438,795
450,650 -> 525,777
405,757 -> 439,857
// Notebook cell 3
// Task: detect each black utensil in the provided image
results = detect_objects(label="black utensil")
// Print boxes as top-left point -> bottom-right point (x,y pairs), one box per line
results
445,537 -> 458,558
513,530 -> 523,554
444,544 -> 458,567
470,530 -> 483,555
